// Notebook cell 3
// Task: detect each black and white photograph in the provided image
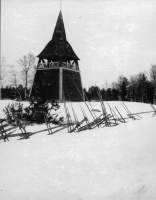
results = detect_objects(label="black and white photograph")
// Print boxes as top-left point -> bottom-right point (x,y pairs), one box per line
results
1,0 -> 156,199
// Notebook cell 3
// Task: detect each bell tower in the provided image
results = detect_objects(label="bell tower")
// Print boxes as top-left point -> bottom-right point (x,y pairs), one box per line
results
30,11 -> 84,101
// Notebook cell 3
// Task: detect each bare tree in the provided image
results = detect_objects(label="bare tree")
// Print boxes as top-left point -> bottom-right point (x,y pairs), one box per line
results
111,81 -> 118,90
0,57 -> 6,99
150,64 -> 156,104
9,66 -> 22,101
17,53 -> 36,99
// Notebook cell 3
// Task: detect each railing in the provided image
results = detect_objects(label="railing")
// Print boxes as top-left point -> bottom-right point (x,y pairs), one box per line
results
37,62 -> 79,71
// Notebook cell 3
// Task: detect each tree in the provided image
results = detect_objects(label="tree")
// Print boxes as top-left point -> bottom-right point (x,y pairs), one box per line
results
117,75 -> 129,100
17,53 -> 36,99
9,66 -> 22,101
101,88 -> 106,100
0,57 -> 6,99
88,86 -> 99,101
127,75 -> 137,102
111,81 -> 118,100
107,88 -> 112,100
150,64 -> 156,104
104,80 -> 108,100
137,73 -> 148,103
83,88 -> 89,101
146,80 -> 154,103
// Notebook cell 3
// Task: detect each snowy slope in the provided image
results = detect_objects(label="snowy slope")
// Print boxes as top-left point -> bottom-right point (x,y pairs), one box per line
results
0,100 -> 156,200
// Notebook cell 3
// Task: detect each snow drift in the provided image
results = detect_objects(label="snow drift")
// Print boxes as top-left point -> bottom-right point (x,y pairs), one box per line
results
0,100 -> 156,200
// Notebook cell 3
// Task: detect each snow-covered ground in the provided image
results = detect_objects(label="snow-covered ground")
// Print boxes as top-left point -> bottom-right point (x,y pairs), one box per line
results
0,100 -> 156,200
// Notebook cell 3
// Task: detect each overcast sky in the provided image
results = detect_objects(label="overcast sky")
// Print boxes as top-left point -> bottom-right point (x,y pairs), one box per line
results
1,0 -> 156,88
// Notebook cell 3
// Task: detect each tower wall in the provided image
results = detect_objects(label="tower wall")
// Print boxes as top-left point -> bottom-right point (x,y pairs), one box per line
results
31,69 -> 59,101
30,67 -> 84,102
63,69 -> 83,101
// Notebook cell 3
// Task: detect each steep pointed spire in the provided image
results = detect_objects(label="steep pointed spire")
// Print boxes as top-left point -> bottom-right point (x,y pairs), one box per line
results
52,10 -> 66,42
37,11 -> 79,61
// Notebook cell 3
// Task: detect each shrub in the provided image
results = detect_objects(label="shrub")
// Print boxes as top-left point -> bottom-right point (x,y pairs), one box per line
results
3,99 -> 64,125
3,102 -> 24,126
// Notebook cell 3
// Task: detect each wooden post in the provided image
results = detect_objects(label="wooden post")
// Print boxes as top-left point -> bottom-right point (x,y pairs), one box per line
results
79,69 -> 85,101
59,67 -> 63,101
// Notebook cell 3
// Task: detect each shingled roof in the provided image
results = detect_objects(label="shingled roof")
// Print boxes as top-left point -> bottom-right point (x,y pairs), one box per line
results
37,11 -> 80,61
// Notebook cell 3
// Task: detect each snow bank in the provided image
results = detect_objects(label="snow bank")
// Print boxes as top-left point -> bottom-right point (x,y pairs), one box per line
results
0,100 -> 156,200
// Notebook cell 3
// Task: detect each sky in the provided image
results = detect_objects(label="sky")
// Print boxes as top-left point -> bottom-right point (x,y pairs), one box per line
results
1,0 -> 156,89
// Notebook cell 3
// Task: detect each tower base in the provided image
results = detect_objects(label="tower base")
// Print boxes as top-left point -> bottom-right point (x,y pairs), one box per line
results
30,68 -> 84,102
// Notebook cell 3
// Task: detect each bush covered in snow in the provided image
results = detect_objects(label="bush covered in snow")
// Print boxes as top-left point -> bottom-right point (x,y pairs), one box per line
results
3,99 -> 64,125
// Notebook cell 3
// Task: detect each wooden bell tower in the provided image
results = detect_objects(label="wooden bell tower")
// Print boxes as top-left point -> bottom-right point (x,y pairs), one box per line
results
30,11 -> 84,101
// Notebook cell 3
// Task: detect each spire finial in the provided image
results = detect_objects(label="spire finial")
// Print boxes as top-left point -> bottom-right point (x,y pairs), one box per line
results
60,0 -> 62,10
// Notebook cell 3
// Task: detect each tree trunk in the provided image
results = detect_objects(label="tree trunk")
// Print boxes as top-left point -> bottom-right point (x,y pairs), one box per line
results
25,72 -> 28,99
16,88 -> 22,101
